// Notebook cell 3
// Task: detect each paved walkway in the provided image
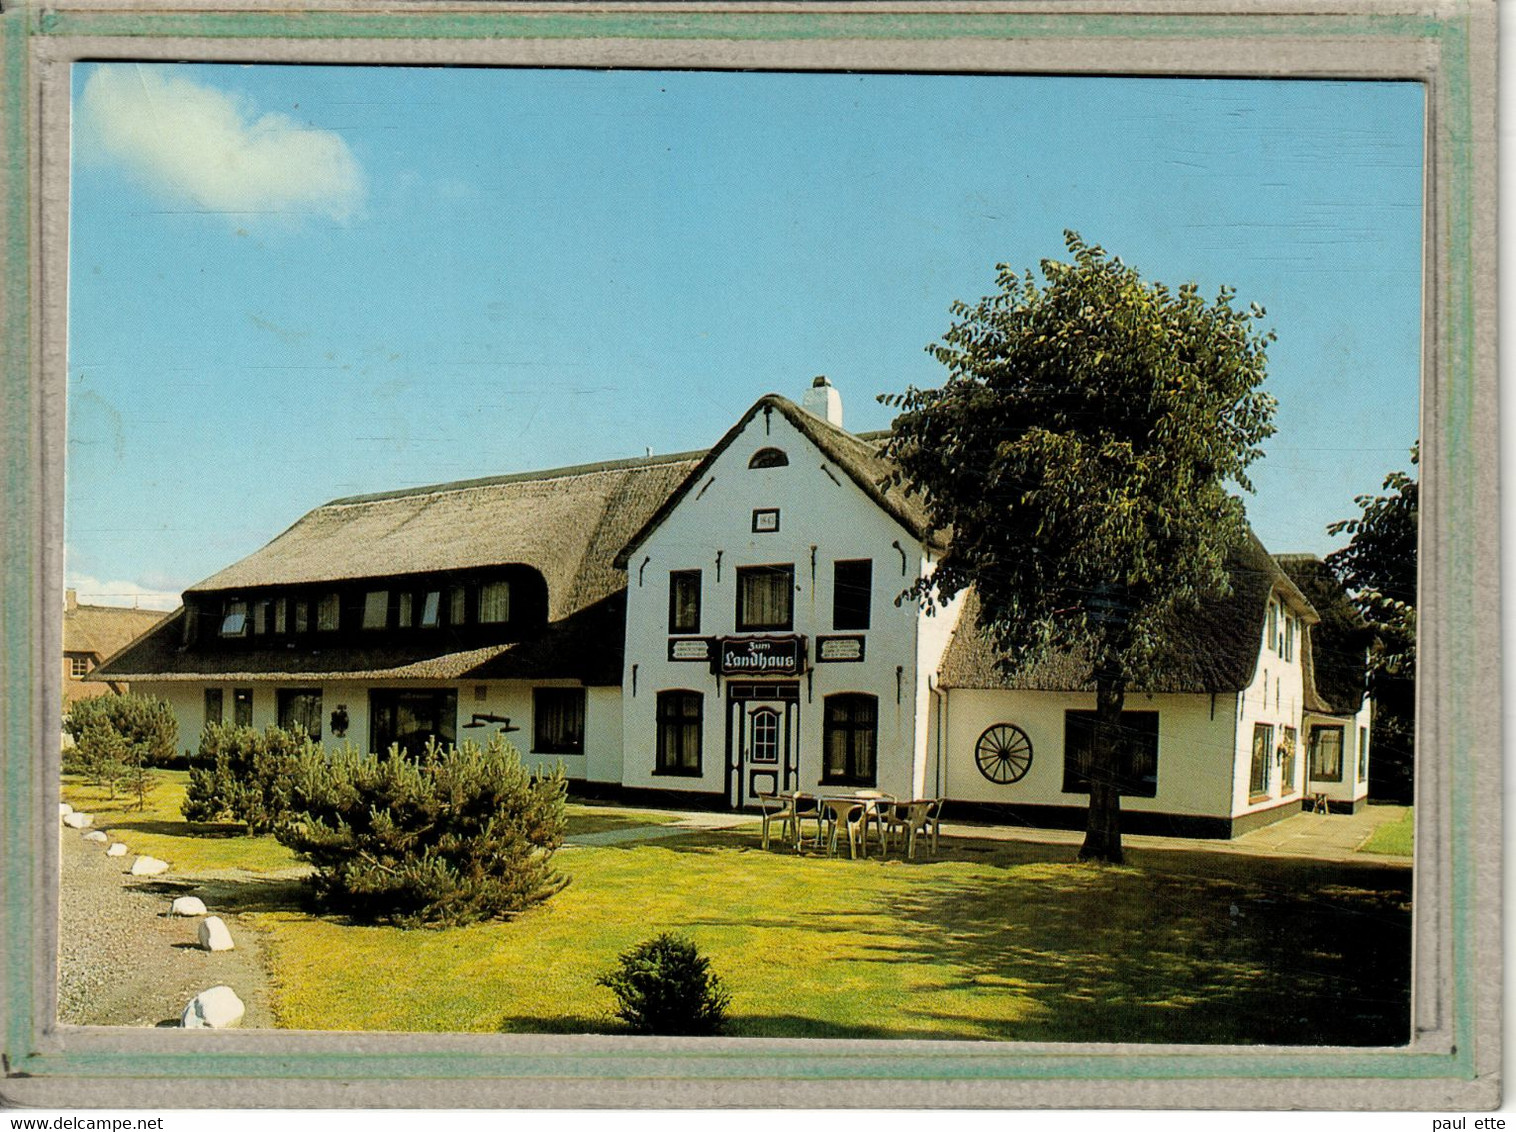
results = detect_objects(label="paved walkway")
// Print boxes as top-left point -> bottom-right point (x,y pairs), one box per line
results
564,800 -> 1411,865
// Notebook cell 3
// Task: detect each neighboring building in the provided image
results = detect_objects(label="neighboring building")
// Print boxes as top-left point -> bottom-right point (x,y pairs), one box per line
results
62,589 -> 167,706
1276,555 -> 1375,813
100,379 -> 1368,836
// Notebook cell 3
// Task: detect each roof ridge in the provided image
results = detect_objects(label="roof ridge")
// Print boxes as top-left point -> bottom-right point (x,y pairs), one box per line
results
322,447 -> 708,508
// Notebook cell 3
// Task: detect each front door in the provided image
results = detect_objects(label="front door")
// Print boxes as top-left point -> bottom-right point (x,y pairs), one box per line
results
726,682 -> 800,808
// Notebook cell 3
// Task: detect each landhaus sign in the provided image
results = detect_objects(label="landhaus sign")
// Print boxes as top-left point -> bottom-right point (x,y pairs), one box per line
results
717,635 -> 806,676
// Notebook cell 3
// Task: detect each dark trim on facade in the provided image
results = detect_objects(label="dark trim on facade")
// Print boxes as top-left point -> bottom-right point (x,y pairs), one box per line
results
568,781 -> 730,813
1228,798 -> 1306,836
945,799 -> 1298,840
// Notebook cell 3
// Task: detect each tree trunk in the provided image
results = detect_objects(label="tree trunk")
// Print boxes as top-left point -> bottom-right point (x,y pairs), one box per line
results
1078,672 -> 1126,863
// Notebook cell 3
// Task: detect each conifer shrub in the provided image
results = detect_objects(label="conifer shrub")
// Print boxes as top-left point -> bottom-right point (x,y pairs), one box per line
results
598,933 -> 731,1036
181,723 -> 311,833
63,693 -> 177,805
275,736 -> 569,927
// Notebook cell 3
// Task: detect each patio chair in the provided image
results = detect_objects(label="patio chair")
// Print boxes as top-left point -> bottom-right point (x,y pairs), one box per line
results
885,799 -> 945,859
853,791 -> 895,856
756,792 -> 796,851
790,792 -> 826,850
820,797 -> 868,859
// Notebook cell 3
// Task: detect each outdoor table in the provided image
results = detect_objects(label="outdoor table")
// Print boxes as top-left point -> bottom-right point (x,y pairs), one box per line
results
818,791 -> 896,858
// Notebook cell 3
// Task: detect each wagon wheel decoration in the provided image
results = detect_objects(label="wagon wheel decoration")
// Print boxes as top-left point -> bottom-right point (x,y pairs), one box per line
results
975,724 -> 1033,784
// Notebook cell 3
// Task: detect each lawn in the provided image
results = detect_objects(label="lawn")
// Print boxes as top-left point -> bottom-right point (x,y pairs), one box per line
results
61,774 -> 1412,1044
1360,807 -> 1414,857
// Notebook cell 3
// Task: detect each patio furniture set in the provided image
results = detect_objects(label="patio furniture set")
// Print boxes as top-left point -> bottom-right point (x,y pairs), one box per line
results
756,791 -> 945,860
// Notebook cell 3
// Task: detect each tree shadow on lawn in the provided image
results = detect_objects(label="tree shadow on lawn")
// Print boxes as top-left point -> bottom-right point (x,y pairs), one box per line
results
93,817 -> 249,839
879,850 -> 1410,1046
132,874 -> 316,916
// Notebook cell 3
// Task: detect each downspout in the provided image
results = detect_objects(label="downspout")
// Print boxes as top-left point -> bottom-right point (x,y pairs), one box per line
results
929,676 -> 947,800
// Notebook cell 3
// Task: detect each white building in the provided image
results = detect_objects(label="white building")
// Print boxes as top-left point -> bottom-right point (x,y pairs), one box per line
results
101,379 -> 1370,837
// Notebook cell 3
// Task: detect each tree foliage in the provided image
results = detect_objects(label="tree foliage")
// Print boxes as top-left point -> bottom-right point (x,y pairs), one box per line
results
883,232 -> 1276,860
1326,446 -> 1418,801
598,933 -> 731,1036
275,736 -> 569,927
1326,445 -> 1418,679
63,693 -> 178,807
182,722 -> 312,833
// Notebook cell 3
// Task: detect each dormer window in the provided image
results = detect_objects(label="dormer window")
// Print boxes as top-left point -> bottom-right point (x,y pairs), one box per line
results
317,593 -> 340,632
220,600 -> 248,637
420,590 -> 441,628
362,590 -> 389,630
479,580 -> 511,624
748,447 -> 789,469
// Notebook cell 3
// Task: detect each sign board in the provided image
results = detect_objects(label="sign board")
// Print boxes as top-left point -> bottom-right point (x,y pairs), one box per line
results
717,635 -> 805,676
667,637 -> 713,663
816,634 -> 866,663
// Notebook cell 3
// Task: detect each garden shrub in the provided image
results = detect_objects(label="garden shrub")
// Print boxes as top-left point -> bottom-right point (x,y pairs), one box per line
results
63,693 -> 177,805
275,736 -> 569,927
182,722 -> 312,833
598,933 -> 731,1036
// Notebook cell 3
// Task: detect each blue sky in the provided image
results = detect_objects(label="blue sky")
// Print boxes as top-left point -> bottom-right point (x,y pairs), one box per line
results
66,64 -> 1424,609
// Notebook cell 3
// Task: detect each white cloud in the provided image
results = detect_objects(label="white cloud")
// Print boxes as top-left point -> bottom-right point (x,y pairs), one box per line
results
78,65 -> 364,223
66,575 -> 181,612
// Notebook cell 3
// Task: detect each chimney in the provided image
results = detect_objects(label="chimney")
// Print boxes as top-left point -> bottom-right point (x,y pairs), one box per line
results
65,588 -> 77,612
802,375 -> 843,428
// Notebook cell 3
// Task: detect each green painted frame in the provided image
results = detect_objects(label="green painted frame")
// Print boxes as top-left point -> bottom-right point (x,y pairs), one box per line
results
0,0 -> 1496,1108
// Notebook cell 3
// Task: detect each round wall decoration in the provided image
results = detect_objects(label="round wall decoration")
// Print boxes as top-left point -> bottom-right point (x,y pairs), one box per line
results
975,723 -> 1033,784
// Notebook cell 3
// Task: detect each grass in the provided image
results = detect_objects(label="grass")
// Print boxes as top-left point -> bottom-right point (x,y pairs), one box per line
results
61,773 -> 1412,1043
1359,807 -> 1414,857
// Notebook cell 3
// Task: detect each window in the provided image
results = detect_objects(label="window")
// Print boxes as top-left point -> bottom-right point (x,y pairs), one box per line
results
479,580 -> 511,624
655,691 -> 703,775
832,559 -> 872,630
233,688 -> 253,728
397,592 -> 414,628
420,590 -> 441,628
1061,711 -> 1160,798
274,599 -> 287,635
1284,615 -> 1295,662
68,654 -> 90,678
1280,726 -> 1298,796
449,585 -> 467,626
1267,600 -> 1279,653
317,593 -> 340,632
668,570 -> 701,634
362,590 -> 389,630
1357,725 -> 1369,783
293,600 -> 310,634
370,688 -> 456,759
736,565 -> 794,631
822,694 -> 877,785
204,688 -> 224,727
220,600 -> 248,637
1309,724 -> 1344,782
534,688 -> 586,755
252,600 -> 272,635
748,447 -> 789,468
1249,723 -> 1274,800
277,688 -> 323,740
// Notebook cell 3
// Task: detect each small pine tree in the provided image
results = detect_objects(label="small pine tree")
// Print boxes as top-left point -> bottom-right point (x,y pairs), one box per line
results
598,933 -> 731,1036
275,735 -> 569,927
182,723 -> 310,833
63,693 -> 176,806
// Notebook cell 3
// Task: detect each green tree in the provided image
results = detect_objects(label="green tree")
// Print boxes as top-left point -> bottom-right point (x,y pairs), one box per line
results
883,232 -> 1276,862
63,693 -> 177,807
1326,446 -> 1418,800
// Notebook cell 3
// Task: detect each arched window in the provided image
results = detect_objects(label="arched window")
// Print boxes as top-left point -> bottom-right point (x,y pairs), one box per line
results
822,693 -> 877,786
748,447 -> 789,469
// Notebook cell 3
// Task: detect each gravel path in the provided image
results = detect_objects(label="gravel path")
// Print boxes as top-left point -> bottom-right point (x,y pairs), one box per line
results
58,822 -> 278,1027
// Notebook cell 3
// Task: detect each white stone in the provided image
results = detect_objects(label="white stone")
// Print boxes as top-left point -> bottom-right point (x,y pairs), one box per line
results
62,812 -> 92,829
198,916 -> 234,952
82,830 -> 108,843
180,985 -> 244,1029
171,896 -> 208,917
59,802 -> 73,817
129,855 -> 169,876
106,842 -> 128,857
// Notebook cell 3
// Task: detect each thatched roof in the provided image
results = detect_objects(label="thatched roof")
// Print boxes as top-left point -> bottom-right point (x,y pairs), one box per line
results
100,452 -> 699,685
1274,554 -> 1372,715
64,603 -> 166,663
937,531 -> 1319,694
614,394 -> 944,568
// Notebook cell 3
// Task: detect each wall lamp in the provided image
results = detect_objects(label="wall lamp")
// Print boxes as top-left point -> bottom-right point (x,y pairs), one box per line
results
462,712 -> 521,733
